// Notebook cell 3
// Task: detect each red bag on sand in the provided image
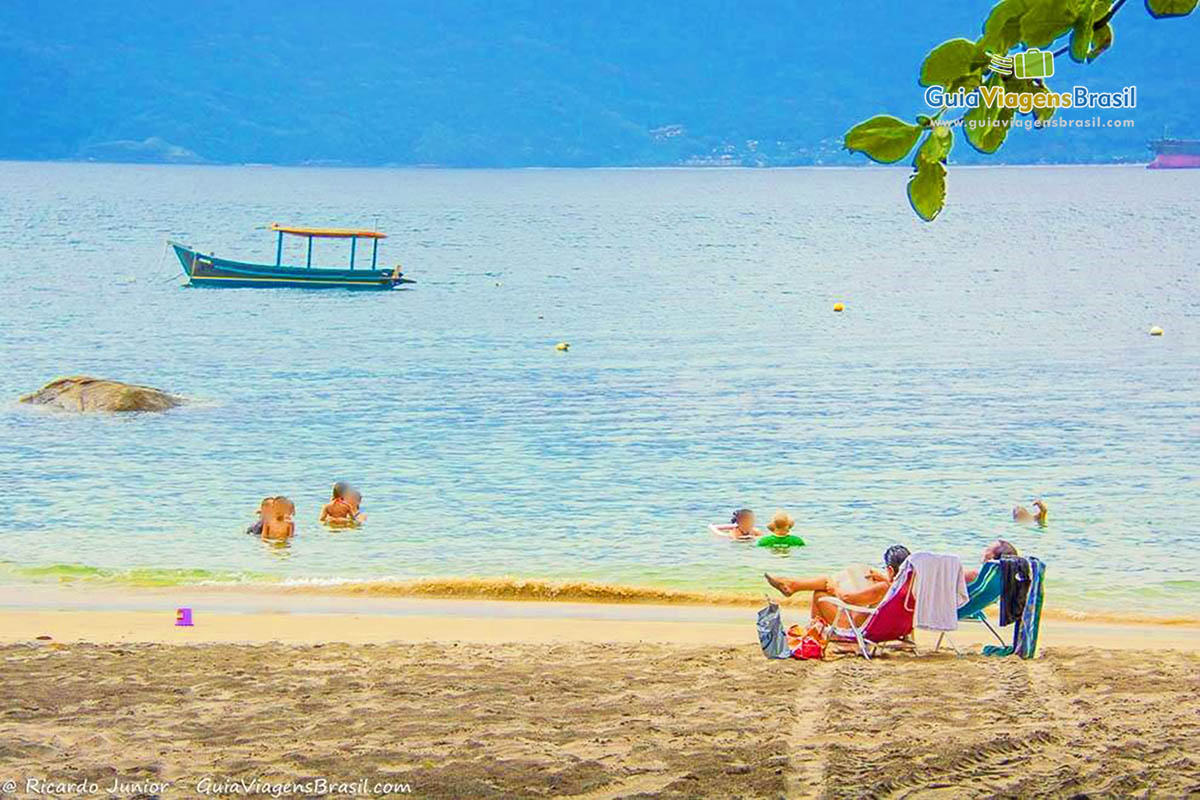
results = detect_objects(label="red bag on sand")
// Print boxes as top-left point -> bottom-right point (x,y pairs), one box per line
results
793,636 -> 824,660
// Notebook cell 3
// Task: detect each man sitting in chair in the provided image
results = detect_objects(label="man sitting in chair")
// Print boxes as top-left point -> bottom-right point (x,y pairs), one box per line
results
964,539 -> 1018,582
765,545 -> 911,628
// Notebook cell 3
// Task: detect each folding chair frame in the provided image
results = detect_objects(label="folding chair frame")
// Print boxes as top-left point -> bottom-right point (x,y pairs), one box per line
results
933,611 -> 1007,655
819,597 -> 918,661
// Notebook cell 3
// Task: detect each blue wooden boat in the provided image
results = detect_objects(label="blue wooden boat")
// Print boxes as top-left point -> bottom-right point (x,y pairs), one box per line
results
170,224 -> 414,289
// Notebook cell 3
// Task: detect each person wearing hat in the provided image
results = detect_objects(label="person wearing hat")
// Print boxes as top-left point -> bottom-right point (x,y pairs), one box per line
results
756,510 -> 806,548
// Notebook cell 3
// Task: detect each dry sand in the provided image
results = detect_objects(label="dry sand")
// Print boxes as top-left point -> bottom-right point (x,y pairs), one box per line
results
0,598 -> 1197,798
0,641 -> 1197,799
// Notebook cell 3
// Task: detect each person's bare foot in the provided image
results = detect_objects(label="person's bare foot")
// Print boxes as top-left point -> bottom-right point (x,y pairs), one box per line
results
764,573 -> 794,597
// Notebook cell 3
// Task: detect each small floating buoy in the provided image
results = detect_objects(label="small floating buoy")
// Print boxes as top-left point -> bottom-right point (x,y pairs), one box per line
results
555,342 -> 570,351
1149,326 -> 1164,336
833,302 -> 845,312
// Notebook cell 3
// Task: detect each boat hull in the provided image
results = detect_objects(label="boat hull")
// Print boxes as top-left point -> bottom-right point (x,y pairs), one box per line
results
1147,153 -> 1200,169
1146,138 -> 1200,170
170,242 -> 413,289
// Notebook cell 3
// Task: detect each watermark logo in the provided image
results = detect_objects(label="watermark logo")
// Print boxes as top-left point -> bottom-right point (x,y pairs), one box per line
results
988,48 -> 1055,79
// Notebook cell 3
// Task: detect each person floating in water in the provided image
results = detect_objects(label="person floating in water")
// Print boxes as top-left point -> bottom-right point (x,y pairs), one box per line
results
756,510 -> 805,548
727,508 -> 763,540
260,496 -> 295,542
1012,499 -> 1048,526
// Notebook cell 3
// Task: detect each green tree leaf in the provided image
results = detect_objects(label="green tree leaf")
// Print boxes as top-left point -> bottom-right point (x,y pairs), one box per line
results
916,126 -> 955,164
1032,83 -> 1057,123
1088,22 -> 1114,60
920,38 -> 982,88
907,159 -> 948,222
949,72 -> 985,94
1145,0 -> 1197,17
844,115 -> 923,163
980,0 -> 1029,53
1021,0 -> 1085,48
963,78 -> 1015,155
1070,0 -> 1098,61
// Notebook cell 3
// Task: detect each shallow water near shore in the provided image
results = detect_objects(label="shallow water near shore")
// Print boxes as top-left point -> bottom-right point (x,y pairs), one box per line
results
0,162 -> 1197,618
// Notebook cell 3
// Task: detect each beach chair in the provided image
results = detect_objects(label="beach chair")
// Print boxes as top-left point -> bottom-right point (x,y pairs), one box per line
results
818,562 -> 917,660
933,560 -> 1007,654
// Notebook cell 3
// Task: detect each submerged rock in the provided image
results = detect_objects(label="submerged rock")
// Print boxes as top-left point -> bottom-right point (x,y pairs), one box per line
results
20,376 -> 183,413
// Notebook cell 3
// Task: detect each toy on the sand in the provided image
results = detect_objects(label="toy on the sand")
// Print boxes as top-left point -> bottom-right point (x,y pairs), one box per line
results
175,607 -> 194,626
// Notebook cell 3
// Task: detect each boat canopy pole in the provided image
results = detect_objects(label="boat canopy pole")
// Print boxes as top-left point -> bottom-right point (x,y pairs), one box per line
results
275,230 -> 283,266
306,236 -> 313,268
371,238 -> 378,268
350,237 -> 356,270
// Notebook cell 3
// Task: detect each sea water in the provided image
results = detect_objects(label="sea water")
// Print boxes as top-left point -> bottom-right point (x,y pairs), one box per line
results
0,162 -> 1197,618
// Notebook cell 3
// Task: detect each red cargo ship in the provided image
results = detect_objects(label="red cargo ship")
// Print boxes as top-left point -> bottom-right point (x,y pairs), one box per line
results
1147,138 -> 1200,169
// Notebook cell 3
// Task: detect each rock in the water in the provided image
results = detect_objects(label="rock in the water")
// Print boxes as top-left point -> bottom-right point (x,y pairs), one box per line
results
19,376 -> 183,413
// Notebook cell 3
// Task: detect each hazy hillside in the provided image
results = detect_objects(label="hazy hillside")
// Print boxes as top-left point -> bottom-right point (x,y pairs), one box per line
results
1,0 -> 1196,167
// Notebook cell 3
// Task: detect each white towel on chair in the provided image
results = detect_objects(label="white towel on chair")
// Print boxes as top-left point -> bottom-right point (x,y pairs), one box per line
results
908,552 -> 968,631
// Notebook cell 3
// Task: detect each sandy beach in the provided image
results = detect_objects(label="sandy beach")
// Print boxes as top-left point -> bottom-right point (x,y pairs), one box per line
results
1,589 -> 1197,799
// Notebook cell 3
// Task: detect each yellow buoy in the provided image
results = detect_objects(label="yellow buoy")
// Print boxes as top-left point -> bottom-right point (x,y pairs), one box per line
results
833,302 -> 845,312
1149,326 -> 1164,336
555,342 -> 570,351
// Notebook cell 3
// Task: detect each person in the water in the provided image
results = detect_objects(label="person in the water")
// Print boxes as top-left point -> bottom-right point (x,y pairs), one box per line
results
728,508 -> 762,540
320,482 -> 356,527
1013,499 -> 1048,526
756,510 -> 805,547
346,488 -> 367,524
246,496 -> 274,536
260,496 -> 295,541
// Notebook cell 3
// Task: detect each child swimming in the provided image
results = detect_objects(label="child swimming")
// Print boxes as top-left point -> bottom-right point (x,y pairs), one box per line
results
260,496 -> 295,541
756,510 -> 806,548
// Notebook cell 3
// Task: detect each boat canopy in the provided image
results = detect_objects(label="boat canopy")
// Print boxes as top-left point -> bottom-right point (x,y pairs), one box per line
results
268,223 -> 388,269
269,223 -> 387,239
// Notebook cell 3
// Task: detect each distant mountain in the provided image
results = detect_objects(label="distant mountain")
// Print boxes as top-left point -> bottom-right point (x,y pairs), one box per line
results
1,0 -> 1196,167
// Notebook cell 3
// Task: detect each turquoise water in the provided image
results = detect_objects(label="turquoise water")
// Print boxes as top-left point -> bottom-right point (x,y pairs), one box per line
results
1,162 -> 1197,616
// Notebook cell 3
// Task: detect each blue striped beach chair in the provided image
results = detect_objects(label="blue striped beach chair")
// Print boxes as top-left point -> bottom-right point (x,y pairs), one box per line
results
934,560 -> 1007,653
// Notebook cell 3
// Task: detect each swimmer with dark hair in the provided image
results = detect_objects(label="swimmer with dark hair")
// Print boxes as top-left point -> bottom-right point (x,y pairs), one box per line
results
320,482 -> 355,527
728,508 -> 762,540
